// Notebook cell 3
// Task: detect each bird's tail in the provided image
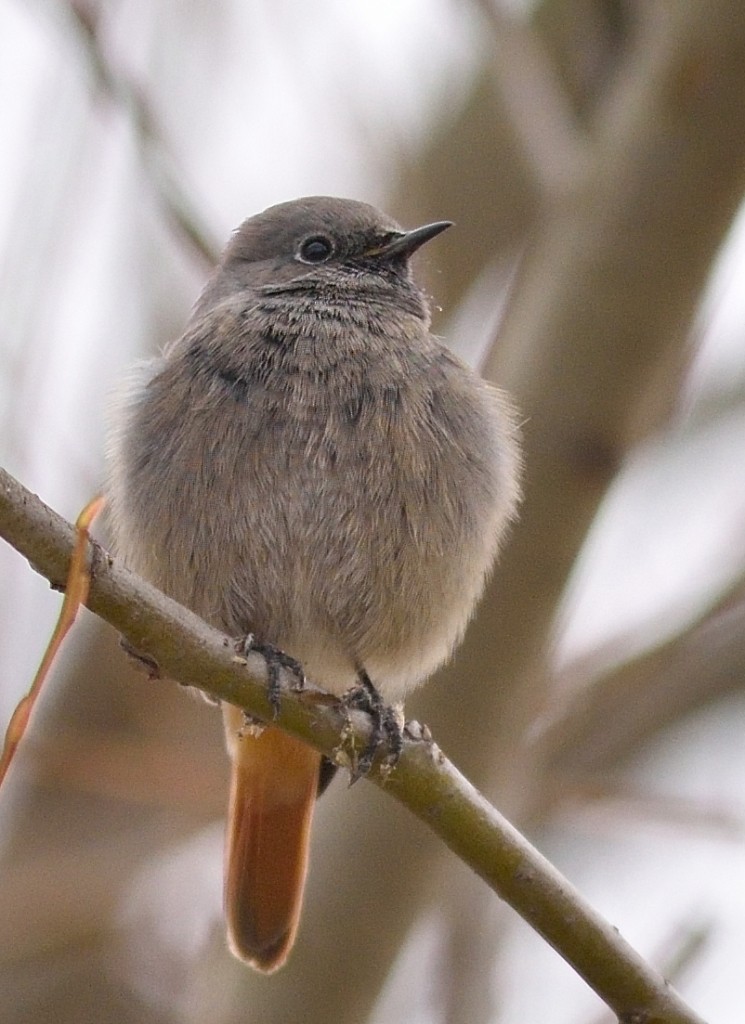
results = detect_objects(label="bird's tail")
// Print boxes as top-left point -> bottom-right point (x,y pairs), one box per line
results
222,703 -> 320,972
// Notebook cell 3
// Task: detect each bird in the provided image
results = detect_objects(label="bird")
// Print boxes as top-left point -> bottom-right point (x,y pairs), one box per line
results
105,195 -> 521,972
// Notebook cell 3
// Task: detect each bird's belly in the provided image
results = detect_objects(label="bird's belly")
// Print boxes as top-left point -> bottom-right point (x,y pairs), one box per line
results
221,515 -> 489,701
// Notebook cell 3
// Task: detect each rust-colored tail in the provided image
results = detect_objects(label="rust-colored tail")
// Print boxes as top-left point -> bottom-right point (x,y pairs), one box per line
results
222,704 -> 320,972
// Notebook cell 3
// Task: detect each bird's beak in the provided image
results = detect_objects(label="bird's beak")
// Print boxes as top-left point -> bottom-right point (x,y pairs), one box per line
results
367,220 -> 453,259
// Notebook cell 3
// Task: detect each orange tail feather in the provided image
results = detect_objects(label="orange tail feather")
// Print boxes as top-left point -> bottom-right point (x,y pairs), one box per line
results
223,705 -> 320,972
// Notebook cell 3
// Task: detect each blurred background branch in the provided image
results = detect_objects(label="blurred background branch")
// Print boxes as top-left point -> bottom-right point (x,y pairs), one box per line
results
64,0 -> 220,268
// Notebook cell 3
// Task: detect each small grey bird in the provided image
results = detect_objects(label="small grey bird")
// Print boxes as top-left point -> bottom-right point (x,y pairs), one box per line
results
106,196 -> 521,972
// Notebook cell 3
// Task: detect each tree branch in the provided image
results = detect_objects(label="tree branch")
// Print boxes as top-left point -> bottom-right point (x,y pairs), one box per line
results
0,465 -> 706,1024
62,0 -> 220,270
544,573 -> 745,783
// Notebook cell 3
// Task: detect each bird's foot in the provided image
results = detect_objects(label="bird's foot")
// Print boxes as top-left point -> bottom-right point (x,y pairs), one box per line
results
343,669 -> 404,782
238,635 -> 306,718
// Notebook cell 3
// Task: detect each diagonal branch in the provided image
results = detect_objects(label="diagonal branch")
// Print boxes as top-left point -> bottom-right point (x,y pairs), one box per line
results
544,572 -> 745,784
0,465 -> 706,1024
61,0 -> 220,269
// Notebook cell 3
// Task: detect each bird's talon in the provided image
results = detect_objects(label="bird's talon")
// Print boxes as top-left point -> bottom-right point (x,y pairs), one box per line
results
341,669 -> 404,779
238,635 -> 306,717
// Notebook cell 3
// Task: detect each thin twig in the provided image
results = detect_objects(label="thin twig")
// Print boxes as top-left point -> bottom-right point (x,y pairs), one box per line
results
0,466 -> 707,1024
541,575 -> 745,783
62,0 -> 220,269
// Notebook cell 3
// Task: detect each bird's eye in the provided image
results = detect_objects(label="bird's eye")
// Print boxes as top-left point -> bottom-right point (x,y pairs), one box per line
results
297,235 -> 335,264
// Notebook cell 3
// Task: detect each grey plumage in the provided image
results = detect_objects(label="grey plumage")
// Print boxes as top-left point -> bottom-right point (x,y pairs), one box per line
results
106,196 -> 521,970
107,197 -> 520,699
107,195 -> 521,700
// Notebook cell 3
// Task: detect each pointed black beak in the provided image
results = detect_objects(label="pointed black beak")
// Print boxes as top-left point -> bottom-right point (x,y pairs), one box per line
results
368,220 -> 453,260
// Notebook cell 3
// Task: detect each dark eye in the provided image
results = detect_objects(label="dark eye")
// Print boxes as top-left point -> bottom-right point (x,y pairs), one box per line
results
297,235 -> 335,264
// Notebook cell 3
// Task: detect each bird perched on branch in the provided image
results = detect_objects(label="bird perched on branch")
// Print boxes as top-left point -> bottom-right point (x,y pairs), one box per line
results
106,195 -> 521,972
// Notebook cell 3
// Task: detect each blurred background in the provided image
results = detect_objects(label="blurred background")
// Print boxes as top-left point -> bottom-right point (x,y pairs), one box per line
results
1,1 -> 745,1022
